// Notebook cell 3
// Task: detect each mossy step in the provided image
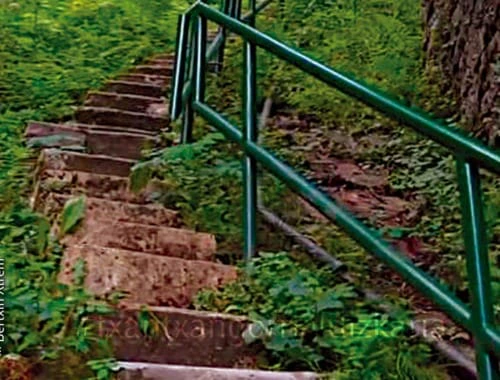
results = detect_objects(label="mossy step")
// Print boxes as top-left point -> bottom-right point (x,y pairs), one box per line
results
85,92 -> 166,114
94,305 -> 258,368
59,245 -> 236,307
105,80 -> 166,98
133,65 -> 173,77
63,218 -> 216,260
45,194 -> 180,227
75,106 -> 169,132
41,149 -> 135,177
26,120 -> 157,138
116,362 -> 317,380
117,74 -> 171,88
34,170 -> 159,207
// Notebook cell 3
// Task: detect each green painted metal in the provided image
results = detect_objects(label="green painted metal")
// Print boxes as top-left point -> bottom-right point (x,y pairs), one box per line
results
242,0 -> 257,260
171,2 -> 500,377
170,14 -> 190,120
457,160 -> 500,379
192,100 -> 499,349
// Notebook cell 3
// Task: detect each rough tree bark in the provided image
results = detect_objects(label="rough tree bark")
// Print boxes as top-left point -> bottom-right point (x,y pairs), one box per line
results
422,0 -> 499,146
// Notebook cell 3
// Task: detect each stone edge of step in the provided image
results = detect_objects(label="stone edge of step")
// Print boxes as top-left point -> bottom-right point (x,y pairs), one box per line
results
27,120 -> 158,136
116,362 -> 318,380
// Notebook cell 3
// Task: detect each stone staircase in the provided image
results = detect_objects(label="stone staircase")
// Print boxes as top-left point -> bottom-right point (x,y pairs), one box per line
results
26,47 -> 316,379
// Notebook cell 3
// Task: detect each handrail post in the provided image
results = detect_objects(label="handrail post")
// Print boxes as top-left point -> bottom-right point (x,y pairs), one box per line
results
171,14 -> 191,120
242,0 -> 258,261
457,159 -> 499,380
195,15 -> 207,103
181,20 -> 197,144
215,0 -> 231,73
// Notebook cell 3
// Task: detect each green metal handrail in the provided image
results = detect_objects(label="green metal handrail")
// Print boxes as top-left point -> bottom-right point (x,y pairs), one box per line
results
170,2 -> 500,378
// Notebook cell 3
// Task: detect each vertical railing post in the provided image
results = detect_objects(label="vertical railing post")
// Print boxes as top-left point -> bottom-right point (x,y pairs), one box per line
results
215,0 -> 231,73
171,14 -> 190,120
183,11 -> 207,144
242,0 -> 257,261
234,0 -> 242,19
456,159 -> 499,380
195,15 -> 207,103
181,20 -> 197,144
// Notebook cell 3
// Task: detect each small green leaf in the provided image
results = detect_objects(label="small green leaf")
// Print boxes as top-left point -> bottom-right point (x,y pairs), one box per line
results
138,308 -> 151,336
242,319 -> 271,344
130,161 -> 153,193
60,195 -> 86,236
316,293 -> 343,312
36,217 -> 51,255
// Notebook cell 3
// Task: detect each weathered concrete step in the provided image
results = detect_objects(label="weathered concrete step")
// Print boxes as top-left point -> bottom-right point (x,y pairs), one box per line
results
76,107 -> 169,131
151,54 -> 175,61
147,58 -> 174,66
105,80 -> 166,98
133,65 -> 173,77
85,92 -> 165,114
59,245 -> 236,307
26,121 -> 158,159
41,149 -> 135,177
116,363 -> 317,380
85,129 -> 157,159
26,121 -> 157,138
93,305 -> 257,368
45,194 -> 180,227
63,218 -> 216,260
117,74 -> 171,87
34,170 -> 157,207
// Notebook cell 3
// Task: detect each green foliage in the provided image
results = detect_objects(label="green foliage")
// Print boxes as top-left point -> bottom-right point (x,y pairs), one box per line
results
60,195 -> 86,236
212,0 -> 423,129
1,207 -> 114,377
195,253 -> 448,378
131,131 -> 246,252
0,0 -> 185,376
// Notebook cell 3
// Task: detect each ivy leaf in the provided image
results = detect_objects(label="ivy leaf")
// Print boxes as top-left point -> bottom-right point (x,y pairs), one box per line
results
316,293 -> 343,312
242,319 -> 271,344
138,308 -> 151,336
36,217 -> 51,255
130,161 -> 153,193
73,258 -> 87,286
266,327 -> 301,351
60,195 -> 86,236
287,276 -> 310,296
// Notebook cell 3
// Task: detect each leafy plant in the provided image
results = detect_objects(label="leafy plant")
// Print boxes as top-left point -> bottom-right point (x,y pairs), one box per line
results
0,0 -> 187,375
59,195 -> 86,236
195,252 -> 448,377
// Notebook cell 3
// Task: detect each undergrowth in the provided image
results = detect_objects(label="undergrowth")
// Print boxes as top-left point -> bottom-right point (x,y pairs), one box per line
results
194,252 -> 450,379
0,0 -> 184,377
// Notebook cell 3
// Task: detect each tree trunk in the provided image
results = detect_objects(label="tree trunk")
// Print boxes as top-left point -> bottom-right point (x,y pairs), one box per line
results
422,0 -> 499,146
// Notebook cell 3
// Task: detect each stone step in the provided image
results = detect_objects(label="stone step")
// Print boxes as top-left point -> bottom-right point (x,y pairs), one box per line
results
63,218 -> 216,260
26,120 -> 157,138
26,123 -> 86,149
147,58 -> 174,66
133,65 -> 173,77
105,80 -> 166,98
26,121 -> 157,159
34,170 -> 157,207
85,92 -> 165,114
151,54 -> 176,61
44,194 -> 180,227
116,363 -> 317,380
75,107 -> 169,131
59,245 -> 237,307
117,74 -> 171,87
41,149 -> 135,177
93,305 -> 257,368
85,129 -> 157,159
